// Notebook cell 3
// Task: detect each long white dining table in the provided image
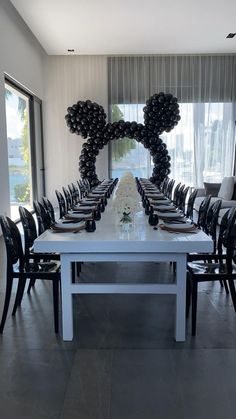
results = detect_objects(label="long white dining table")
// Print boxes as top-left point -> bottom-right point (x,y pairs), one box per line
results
34,206 -> 213,342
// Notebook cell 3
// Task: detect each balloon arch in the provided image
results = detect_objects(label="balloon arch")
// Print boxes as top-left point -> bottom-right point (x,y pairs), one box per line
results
65,92 -> 181,187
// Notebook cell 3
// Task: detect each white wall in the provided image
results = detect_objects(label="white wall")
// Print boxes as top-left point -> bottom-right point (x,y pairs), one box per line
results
0,0 -> 46,216
43,55 -> 108,204
0,1 -> 109,211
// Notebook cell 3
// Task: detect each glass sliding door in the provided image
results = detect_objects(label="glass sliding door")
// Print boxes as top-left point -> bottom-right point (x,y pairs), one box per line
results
4,79 -> 45,220
110,104 -> 152,178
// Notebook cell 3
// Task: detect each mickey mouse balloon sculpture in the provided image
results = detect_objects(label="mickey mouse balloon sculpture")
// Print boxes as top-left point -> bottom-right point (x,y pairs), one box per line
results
65,92 -> 181,187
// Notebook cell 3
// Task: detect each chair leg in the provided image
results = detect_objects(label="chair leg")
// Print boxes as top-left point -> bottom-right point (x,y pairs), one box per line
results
52,280 -> 59,334
222,279 -> 229,294
72,262 -> 75,283
27,278 -> 36,293
12,278 -> 27,315
0,277 -> 13,333
191,280 -> 198,336
186,274 -> 192,318
227,279 -> 236,311
76,262 -> 81,276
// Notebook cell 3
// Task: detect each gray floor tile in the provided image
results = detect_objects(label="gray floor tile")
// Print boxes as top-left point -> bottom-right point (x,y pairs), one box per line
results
1,235 -> 236,419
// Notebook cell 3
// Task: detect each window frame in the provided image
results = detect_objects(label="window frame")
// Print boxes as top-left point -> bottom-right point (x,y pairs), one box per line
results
4,75 -> 45,221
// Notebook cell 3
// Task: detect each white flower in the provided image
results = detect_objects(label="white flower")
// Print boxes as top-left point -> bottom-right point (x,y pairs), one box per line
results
112,172 -> 141,215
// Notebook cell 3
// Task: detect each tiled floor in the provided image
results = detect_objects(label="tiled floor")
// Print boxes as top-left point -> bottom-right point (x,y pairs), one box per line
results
1,237 -> 236,419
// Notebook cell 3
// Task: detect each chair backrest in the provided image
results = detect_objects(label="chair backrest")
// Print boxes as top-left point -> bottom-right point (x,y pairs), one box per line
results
205,200 -> 222,236
0,216 -> 23,267
67,184 -> 76,206
160,177 -> 169,194
172,182 -> 181,205
62,187 -> 72,211
72,182 -> 81,203
186,189 -> 198,219
42,197 -> 55,223
83,178 -> 91,192
166,179 -> 175,200
197,195 -> 211,229
217,208 -> 236,264
19,206 -> 37,255
178,185 -> 189,211
204,199 -> 222,252
176,184 -> 185,207
33,201 -> 52,235
55,190 -> 67,218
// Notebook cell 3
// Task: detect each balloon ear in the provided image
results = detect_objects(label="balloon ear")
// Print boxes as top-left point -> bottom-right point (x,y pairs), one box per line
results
65,100 -> 107,138
143,93 -> 180,135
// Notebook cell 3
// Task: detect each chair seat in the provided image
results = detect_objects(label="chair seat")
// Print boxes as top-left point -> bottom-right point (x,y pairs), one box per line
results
25,261 -> 60,273
187,261 -> 236,276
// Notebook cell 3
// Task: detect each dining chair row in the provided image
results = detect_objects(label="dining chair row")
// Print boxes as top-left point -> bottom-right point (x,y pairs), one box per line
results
0,178 -> 118,335
137,176 -> 236,336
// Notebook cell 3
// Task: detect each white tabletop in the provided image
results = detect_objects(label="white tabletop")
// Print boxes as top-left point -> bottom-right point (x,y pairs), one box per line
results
34,206 -> 213,255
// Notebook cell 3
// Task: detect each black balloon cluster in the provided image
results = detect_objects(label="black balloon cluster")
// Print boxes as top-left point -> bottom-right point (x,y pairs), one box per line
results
65,93 -> 181,186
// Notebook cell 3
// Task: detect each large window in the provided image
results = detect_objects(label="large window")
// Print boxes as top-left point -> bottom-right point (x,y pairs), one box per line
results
108,55 -> 236,185
5,79 -> 44,220
110,104 -> 152,178
110,101 -> 235,186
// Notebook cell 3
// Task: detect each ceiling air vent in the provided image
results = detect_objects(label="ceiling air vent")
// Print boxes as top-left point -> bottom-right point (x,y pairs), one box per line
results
226,33 -> 236,38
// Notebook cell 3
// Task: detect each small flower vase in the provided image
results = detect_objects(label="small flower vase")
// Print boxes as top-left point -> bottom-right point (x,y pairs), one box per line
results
120,211 -> 133,231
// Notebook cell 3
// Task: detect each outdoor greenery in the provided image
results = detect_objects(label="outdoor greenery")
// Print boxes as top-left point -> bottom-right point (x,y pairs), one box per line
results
6,87 -> 31,204
111,104 -> 136,161
14,183 -> 30,203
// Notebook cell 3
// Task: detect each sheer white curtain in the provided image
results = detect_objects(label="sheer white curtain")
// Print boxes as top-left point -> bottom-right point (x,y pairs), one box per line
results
108,55 -> 236,186
43,55 -> 108,204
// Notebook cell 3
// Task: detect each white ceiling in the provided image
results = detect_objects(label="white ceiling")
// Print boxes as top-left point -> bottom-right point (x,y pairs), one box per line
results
11,0 -> 236,55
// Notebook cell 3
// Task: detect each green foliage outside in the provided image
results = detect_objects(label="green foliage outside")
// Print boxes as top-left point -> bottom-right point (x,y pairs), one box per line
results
111,104 -> 136,162
6,88 -> 31,204
14,183 -> 30,203
13,107 -> 31,203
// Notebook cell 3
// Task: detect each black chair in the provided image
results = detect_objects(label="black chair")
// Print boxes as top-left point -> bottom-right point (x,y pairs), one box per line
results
188,200 -> 222,262
78,180 -> 87,197
165,179 -> 175,200
197,195 -> 211,230
185,189 -> 198,220
19,205 -> 60,293
178,186 -> 190,212
68,184 -> 80,206
186,207 -> 236,336
42,197 -> 56,224
0,216 -> 60,334
160,177 -> 169,194
176,184 -> 185,207
33,201 -> 52,234
55,190 -> 67,219
172,182 -> 181,206
62,187 -> 73,211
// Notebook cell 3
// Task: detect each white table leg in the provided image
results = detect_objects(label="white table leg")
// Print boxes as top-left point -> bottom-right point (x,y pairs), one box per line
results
175,254 -> 186,341
60,255 -> 74,340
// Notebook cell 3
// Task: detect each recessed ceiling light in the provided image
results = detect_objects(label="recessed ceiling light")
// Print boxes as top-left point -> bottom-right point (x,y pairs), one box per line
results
226,33 -> 236,39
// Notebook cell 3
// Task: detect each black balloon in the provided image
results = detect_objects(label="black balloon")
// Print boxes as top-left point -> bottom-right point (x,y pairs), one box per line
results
66,93 -> 181,186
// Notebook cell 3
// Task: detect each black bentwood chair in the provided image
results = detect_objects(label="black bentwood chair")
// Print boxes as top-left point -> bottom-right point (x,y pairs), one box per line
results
19,205 -> 60,294
185,189 -> 198,220
42,197 -> 56,224
0,216 -> 60,334
186,207 -> 236,336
